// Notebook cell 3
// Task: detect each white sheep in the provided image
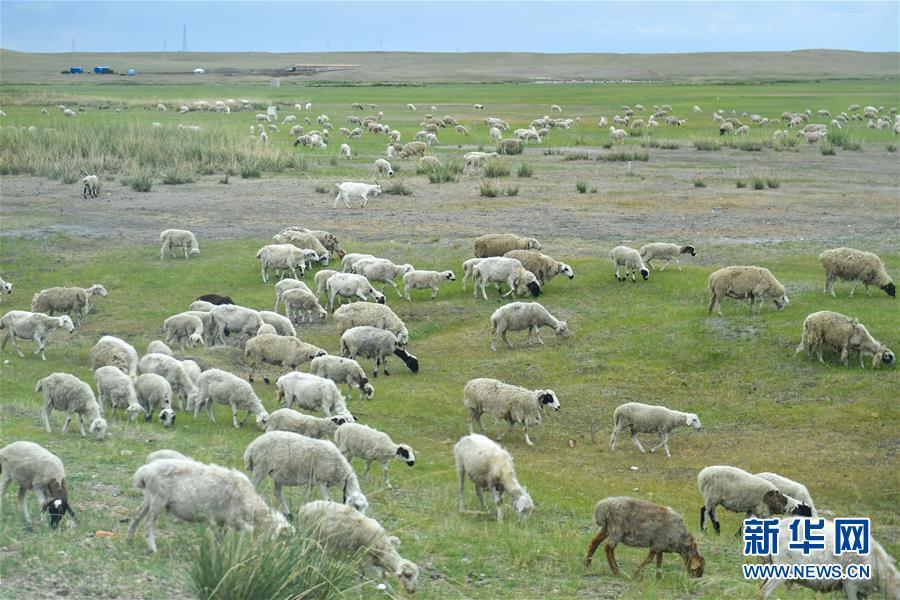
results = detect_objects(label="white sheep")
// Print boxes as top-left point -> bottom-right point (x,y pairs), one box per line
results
754,473 -> 817,517
373,158 -> 394,177
819,247 -> 895,298
94,365 -> 143,421
210,304 -> 264,346
193,368 -> 269,429
472,257 -> 542,300
138,352 -> 197,410
37,372 -> 108,440
334,423 -> 415,488
454,433 -> 533,521
0,275 -> 13,301
342,253 -> 376,272
0,310 -> 74,361
309,355 -> 374,400
314,269 -> 339,300
464,378 -> 560,447
334,182 -> 382,209
609,126 -> 628,143
460,258 -> 483,291
326,273 -> 386,311
272,230 -> 329,266
258,310 -> 297,337
243,334 -> 326,384
281,288 -> 328,324
146,340 -> 173,356
339,143 -> 352,159
474,233 -> 541,257
162,313 -> 205,350
502,251 -> 574,286
610,246 -> 649,282
90,335 -> 139,379
796,310 -> 895,369
489,301 -> 570,352
609,402 -> 701,458
0,441 -> 74,529
159,229 -> 200,259
82,175 -> 99,198
188,299 -> 215,312
352,258 -> 415,297
333,302 -> 409,344
273,278 -> 312,313
244,431 -> 368,515
135,373 -> 175,426
266,408 -> 352,438
30,283 -> 108,324
340,326 -> 419,377
256,244 -> 307,283
638,243 -> 696,272
275,372 -> 352,418
402,269 -> 456,300
707,266 -> 789,315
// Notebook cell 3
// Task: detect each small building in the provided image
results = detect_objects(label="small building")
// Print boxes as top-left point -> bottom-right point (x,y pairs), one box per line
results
92,66 -> 113,74
67,66 -> 84,74
127,69 -> 137,77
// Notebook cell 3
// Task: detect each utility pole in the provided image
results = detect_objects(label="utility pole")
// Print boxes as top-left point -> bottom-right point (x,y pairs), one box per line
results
182,25 -> 187,52
71,38 -> 75,53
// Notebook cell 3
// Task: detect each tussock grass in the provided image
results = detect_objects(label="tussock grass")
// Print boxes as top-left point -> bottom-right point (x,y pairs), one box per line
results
563,151 -> 591,161
575,180 -> 587,193
516,162 -> 534,178
482,158 -> 510,178
693,138 -> 721,151
599,150 -> 649,162
479,178 -> 499,197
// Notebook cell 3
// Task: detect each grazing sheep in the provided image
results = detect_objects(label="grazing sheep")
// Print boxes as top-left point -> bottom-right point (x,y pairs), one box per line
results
334,302 -> 409,344
36,372 -> 108,440
244,431 -> 368,515
474,233 -> 541,258
490,301 -> 570,352
610,246 -> 649,282
498,139 -> 522,154
339,143 -> 351,159
399,141 -> 427,159
276,372 -> 352,418
30,284 -> 108,323
273,278 -> 311,313
638,243 -> 696,272
334,423 -> 415,488
256,244 -> 308,283
341,253 -> 376,272
135,373 -> 174,425
243,334 -> 326,384
326,273 -> 386,312
310,355 -> 374,400
373,158 -> 395,177
754,473 -> 816,517
0,311 -> 74,361
94,365 -> 143,420
193,368 -> 269,429
253,311 -> 296,339
352,258 -> 415,297
464,378 -> 559,447
707,266 -> 789,315
159,229 -> 200,259
91,335 -> 139,379
188,299 -> 215,312
819,247 -> 895,298
609,402 -> 701,458
402,269 -> 456,300
127,458 -> 290,552
256,323 -> 277,336
146,340 -> 173,356
281,288 -> 328,324
162,313 -> 205,350
340,326 -> 418,377
584,497 -> 705,579
334,182 -> 382,208
454,434 -> 533,521
472,257 -> 541,300
463,151 -> 499,173
210,304 -> 264,346
697,466 -> 812,535
82,175 -> 99,198
314,269 -> 340,300
503,250 -> 573,285
138,353 -> 197,410
0,275 -> 13,301
296,500 -> 419,594
196,293 -> 234,305
266,408 -> 351,438
796,310 -> 895,369
272,229 -> 329,265
610,127 -> 628,143
0,441 -> 74,529
299,228 -> 345,258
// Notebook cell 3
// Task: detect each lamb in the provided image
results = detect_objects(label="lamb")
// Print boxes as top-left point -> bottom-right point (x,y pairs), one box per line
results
281,288 -> 328,324
146,340 -> 173,356
795,310 -> 895,369
188,299 -> 215,312
36,372 -> 108,440
454,434 -> 533,521
463,151 -> 499,172
135,373 -> 175,426
464,378 -> 560,447
326,273 -> 386,312
402,269 -> 456,300
609,402 -> 701,458
373,158 -> 394,177
210,304 -> 264,346
273,278 -> 312,312
502,250 -> 574,286
340,326 -> 419,377
0,441 -> 74,529
333,302 -> 409,344
127,458 -> 291,552
295,500 -> 419,594
472,257 -> 542,300
243,334 -> 326,384
138,353 -> 198,410
550,104 -> 562,112
94,365 -> 143,421
272,229 -> 330,264
609,126 -> 628,143
162,313 -> 205,350
244,431 -> 368,516
0,310 -> 74,361
299,228 -> 345,258
266,408 -> 352,438
334,182 -> 382,208
610,246 -> 650,282
256,244 -> 307,283
352,258 -> 415,297
0,275 -> 12,301
90,335 -> 139,379
258,310 -> 297,337
819,247 -> 895,298
159,229 -> 200,259
455,125 -> 468,136
474,233 -> 541,257
460,258 -> 483,291
638,243 -> 696,272
697,466 -> 812,535
30,284 -> 108,323
489,301 -> 570,352
256,323 -> 277,336
584,497 -> 705,579
754,473 -> 817,517
82,175 -> 99,198
309,355 -> 374,400
399,141 -> 427,159
314,269 -> 339,299
334,423 -> 415,488
707,266 -> 789,315
193,368 -> 270,429
276,372 -> 353,418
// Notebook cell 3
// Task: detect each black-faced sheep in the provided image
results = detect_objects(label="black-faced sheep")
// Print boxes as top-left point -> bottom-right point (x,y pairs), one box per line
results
0,441 -> 74,529
819,247 -> 895,298
464,378 -> 559,447
454,433 -> 533,521
707,266 -> 789,315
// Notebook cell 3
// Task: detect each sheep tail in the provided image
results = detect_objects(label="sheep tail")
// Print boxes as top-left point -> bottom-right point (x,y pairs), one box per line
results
34,378 -> 43,394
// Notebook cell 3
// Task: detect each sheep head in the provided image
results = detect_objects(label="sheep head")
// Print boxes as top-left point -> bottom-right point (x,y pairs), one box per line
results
763,490 -> 790,514
58,316 -> 75,333
0,281 -> 12,294
881,282 -> 896,297
360,382 -> 375,399
686,413 -> 702,429
640,267 -> 650,281
396,445 -> 415,466
513,491 -> 534,519
159,407 -> 176,428
538,391 -> 560,412
396,561 -> 420,594
393,347 -> 419,374
681,245 -> 697,256
89,417 -> 108,440
42,496 -> 75,529
555,321 -> 571,338
874,346 -> 895,369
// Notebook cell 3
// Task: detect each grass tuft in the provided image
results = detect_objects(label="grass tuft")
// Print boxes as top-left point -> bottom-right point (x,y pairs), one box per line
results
504,185 -> 519,196
575,180 -> 587,193
383,181 -> 412,196
563,152 -> 591,161
517,162 -> 533,178
693,179 -> 706,188
694,138 -> 721,151
482,159 -> 510,178
122,171 -> 153,192
479,179 -> 499,197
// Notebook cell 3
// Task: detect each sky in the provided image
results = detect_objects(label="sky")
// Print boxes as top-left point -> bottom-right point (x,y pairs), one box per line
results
1,1 -> 898,54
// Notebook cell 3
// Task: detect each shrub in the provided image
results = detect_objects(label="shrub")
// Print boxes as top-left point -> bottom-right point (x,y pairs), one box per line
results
123,172 -> 153,192
240,166 -> 261,179
573,135 -> 589,146
766,178 -> 780,189
693,179 -> 706,188
219,174 -> 230,184
427,162 -> 461,184
820,143 -> 836,156
563,152 -> 591,161
504,185 -> 519,197
658,140 -> 680,150
641,138 -> 660,149
517,162 -> 533,178
314,183 -> 330,194
383,181 -> 412,196
542,148 -> 561,156
483,159 -> 510,178
887,144 -> 897,153
479,179 -> 499,197
841,139 -> 863,151
694,138 -> 721,151
328,154 -> 339,166
601,141 -> 614,149
736,179 -> 747,188
589,187 -> 598,193
162,168 -> 196,185
751,177 -> 766,190
575,181 -> 587,194
600,150 -> 649,162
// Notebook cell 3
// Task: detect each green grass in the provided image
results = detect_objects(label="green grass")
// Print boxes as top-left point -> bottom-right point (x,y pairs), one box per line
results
693,179 -> 706,188
482,158 -> 510,178
693,138 -> 721,151
479,178 -> 499,197
503,185 -> 519,197
575,180 -> 587,193
382,180 -> 412,195
563,152 -> 591,161
751,176 -> 766,190
516,162 -> 533,178
736,179 -> 747,188
122,171 -> 153,191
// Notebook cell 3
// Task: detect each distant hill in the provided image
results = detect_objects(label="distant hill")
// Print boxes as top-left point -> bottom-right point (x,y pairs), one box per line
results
1,49 -> 897,84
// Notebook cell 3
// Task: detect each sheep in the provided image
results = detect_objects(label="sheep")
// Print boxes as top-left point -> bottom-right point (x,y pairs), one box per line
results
399,141 -> 427,159
0,275 -> 13,301
310,355 -> 374,400
295,500 -> 419,594
719,122 -> 734,135
314,269 -> 339,300
30,283 -> 108,323
402,269 -> 456,300
127,458 -> 290,552
258,310 -> 297,337
460,258 -> 484,291
94,365 -> 143,420
489,301 -> 570,352
146,340 -> 173,356
194,368 -> 269,429
276,372 -> 353,418
256,244 -> 307,283
189,299 -> 215,312
138,353 -> 197,410
243,334 -> 326,384
135,373 -> 174,426
417,155 -> 441,172
334,182 -> 382,208
754,473 -> 817,517
210,304 -> 264,346
256,323 -> 277,336
333,302 -> 409,344
795,310 -> 895,369
162,313 -> 205,350
758,517 -> 899,599
353,258 -> 415,297
266,408 -> 351,438
159,229 -> 199,259
707,266 -> 789,315
502,250 -> 573,286
463,151 -> 499,173
464,378 -> 559,447
697,466 -> 812,535
0,441 -> 74,529
497,138 -> 521,154
819,247 -> 895,298
638,243 -> 696,272
801,130 -> 827,144
609,402 -> 701,458
36,372 -> 108,440
326,273 -> 386,311
82,175 -> 99,198
455,124 -> 468,136
244,431 -> 368,515
90,335 -> 139,379
273,230 -> 330,266
474,233 -> 541,257
339,143 -> 351,159
334,423 -> 414,488
610,246 -> 650,282
0,310 -> 74,361
609,126 -> 628,143
340,326 -> 418,377
281,288 -> 328,324
298,228 -> 345,258
472,257 -> 541,300
342,253 -> 375,272
584,497 -> 705,579
473,104 -> 485,110
454,433 -> 533,521
196,293 -> 234,305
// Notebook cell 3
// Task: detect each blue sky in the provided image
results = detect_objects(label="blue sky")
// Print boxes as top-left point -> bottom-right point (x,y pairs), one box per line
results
1,1 -> 898,53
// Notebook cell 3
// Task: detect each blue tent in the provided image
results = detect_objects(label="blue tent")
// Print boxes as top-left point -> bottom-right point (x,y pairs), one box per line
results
127,69 -> 137,76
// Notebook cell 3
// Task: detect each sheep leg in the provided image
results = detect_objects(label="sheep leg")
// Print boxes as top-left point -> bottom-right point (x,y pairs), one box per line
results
633,550 -> 656,578
34,334 -> 47,361
491,486 -> 504,521
0,476 -> 9,519
380,460 -> 392,489
534,325 -> 545,345
655,551 -> 663,579
388,279 -> 403,298
457,465 -> 467,512
159,242 -> 167,260
840,345 -> 850,365
584,527 -> 608,566
604,544 -> 622,575
4,333 -> 24,357
649,432 -> 670,456
77,412 -> 87,436
630,432 -> 647,453
496,422 -> 516,442
758,576 -> 785,600
474,485 -> 487,511
61,413 -> 73,433
404,285 -> 412,302
42,405 -> 53,433
501,330 -> 513,349
317,483 -> 330,501
142,501 -> 164,553
362,460 -> 373,478
709,506 -> 720,535
849,281 -> 858,297
18,486 -> 32,525
609,425 -> 620,449
274,483 -> 290,517
523,426 -> 534,447
467,410 -> 485,434
430,284 -> 438,299
824,274 -> 835,296
231,404 -> 241,428
126,500 -> 150,546
360,193 -> 369,208
207,401 -> 217,424
708,293 -> 721,316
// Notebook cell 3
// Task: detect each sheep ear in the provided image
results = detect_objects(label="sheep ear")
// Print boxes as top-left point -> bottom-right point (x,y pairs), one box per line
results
396,447 -> 409,459
690,556 -> 702,570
